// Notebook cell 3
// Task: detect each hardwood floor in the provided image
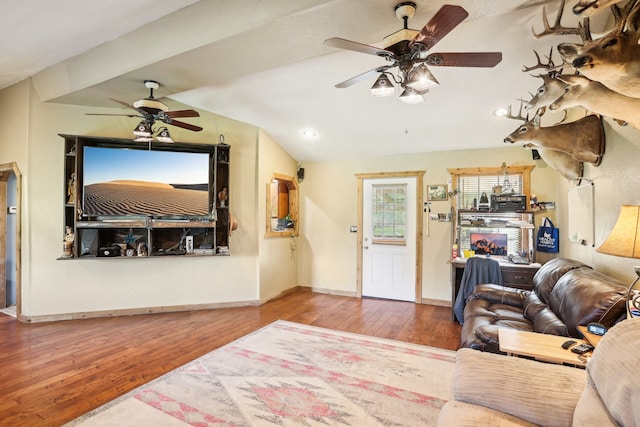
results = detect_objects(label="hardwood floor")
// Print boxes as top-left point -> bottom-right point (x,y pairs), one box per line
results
0,289 -> 461,426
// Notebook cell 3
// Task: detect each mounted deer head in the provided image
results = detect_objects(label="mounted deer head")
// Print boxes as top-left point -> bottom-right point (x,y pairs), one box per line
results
554,0 -> 640,97
501,105 -> 585,181
549,74 -> 640,130
523,144 -> 584,182
573,0 -> 626,16
522,49 -> 568,111
503,104 -> 605,165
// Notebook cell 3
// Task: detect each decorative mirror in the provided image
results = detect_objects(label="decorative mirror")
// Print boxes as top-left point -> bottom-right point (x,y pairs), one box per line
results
266,173 -> 298,237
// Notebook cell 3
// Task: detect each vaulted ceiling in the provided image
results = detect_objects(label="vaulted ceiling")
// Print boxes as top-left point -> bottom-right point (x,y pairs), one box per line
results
4,0 -> 607,162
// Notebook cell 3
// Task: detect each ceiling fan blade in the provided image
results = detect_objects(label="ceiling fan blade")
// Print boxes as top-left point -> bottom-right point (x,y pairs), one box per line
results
335,67 -> 390,88
412,5 -> 469,50
85,113 -> 141,118
166,119 -> 203,132
165,109 -> 200,118
108,98 -> 136,110
325,37 -> 393,58
425,52 -> 503,67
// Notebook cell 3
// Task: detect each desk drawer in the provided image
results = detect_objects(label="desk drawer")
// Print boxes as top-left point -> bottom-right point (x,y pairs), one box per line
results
501,266 -> 537,290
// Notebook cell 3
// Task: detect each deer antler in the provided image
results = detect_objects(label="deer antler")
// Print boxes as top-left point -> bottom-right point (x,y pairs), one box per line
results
532,0 -> 593,42
522,48 -> 560,73
612,0 -> 640,33
503,102 -> 529,122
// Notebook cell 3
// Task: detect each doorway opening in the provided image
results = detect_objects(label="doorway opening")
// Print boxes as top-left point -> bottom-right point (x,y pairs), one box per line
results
356,171 -> 425,302
0,162 -> 21,317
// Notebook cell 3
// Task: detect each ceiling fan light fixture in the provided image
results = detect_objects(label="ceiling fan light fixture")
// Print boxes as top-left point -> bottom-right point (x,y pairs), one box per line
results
399,87 -> 425,104
156,127 -> 174,143
406,64 -> 439,92
370,73 -> 395,97
133,121 -> 152,137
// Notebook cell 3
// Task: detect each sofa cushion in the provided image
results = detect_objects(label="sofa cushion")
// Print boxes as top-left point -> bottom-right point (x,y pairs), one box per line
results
585,320 -> 640,426
533,258 -> 589,304
469,284 -> 529,307
461,297 -> 532,352
437,400 -> 538,427
572,378 -> 617,427
523,292 -> 569,336
548,268 -> 627,336
452,348 -> 586,426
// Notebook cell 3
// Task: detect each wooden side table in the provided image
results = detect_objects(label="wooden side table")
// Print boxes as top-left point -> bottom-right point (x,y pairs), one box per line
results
577,325 -> 602,347
499,329 -> 589,367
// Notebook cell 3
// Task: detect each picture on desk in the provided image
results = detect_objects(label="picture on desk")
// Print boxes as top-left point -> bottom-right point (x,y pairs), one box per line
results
470,232 -> 508,256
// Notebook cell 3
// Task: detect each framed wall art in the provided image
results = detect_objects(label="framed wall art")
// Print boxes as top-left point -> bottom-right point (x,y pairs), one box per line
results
427,184 -> 448,201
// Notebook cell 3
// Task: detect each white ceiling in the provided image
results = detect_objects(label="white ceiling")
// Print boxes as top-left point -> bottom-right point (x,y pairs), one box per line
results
4,0 -> 602,162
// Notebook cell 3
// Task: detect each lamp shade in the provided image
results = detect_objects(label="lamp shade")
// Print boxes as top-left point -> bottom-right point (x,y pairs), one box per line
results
370,73 -> 395,97
597,205 -> 640,258
399,87 -> 425,104
406,64 -> 439,92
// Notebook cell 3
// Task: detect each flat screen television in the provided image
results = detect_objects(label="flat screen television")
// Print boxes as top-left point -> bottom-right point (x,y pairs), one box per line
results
470,232 -> 508,256
82,145 -> 213,220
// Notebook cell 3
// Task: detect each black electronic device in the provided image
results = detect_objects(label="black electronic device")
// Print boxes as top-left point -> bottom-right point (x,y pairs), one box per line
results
587,322 -> 608,336
561,340 -> 577,349
490,195 -> 527,212
571,343 -> 594,354
97,246 -> 120,257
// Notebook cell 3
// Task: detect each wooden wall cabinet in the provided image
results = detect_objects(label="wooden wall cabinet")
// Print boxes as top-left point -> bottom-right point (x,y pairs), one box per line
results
60,134 -> 230,258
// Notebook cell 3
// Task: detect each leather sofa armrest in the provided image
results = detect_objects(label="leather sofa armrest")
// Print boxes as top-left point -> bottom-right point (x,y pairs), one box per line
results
453,348 -> 586,426
469,284 -> 528,308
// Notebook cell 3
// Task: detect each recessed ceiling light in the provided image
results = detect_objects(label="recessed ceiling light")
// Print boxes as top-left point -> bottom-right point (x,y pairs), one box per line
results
494,107 -> 508,117
301,129 -> 317,139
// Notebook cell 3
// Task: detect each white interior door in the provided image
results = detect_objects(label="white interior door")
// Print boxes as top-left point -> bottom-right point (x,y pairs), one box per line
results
362,177 -> 416,301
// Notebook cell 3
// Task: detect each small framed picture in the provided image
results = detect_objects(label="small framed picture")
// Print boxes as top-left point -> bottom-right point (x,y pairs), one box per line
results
427,184 -> 448,201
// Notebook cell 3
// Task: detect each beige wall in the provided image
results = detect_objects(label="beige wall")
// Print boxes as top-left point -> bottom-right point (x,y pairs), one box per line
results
3,78 -> 640,318
298,147 -> 560,302
0,79 -> 297,320
558,119 -> 640,283
257,129 -> 299,302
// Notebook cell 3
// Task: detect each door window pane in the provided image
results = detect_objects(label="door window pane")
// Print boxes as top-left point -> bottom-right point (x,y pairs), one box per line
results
372,184 -> 406,244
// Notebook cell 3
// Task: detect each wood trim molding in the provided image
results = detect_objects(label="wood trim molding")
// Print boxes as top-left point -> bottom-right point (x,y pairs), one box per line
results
355,170 -> 426,303
447,165 -> 535,207
265,173 -> 299,238
0,162 -> 21,316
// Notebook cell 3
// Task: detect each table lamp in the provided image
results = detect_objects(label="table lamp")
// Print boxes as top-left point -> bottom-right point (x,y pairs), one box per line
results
596,205 -> 640,318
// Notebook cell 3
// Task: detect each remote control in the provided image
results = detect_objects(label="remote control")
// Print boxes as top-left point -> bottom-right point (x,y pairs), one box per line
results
571,343 -> 594,354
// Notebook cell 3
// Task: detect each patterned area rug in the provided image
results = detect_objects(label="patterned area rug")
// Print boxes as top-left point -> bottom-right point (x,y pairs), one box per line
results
66,320 -> 456,426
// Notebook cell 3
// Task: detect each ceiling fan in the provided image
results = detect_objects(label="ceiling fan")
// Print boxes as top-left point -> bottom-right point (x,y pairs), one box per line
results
86,80 -> 203,142
324,2 -> 503,103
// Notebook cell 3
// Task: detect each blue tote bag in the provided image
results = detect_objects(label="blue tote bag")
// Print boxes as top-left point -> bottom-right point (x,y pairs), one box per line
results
537,217 -> 559,253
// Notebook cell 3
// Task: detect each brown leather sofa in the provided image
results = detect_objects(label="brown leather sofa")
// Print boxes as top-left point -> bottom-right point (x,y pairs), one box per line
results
460,258 -> 628,353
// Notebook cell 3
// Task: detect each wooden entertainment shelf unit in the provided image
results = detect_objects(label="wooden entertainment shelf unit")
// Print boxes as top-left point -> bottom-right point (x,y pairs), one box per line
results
60,134 -> 230,258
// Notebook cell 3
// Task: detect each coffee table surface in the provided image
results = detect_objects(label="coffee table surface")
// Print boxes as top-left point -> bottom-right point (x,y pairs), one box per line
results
498,329 -> 589,367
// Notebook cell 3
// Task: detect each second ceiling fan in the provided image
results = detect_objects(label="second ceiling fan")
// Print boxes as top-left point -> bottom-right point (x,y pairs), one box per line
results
324,2 -> 503,103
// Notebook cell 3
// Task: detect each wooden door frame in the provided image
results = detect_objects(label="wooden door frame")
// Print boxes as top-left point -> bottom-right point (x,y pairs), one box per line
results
0,162 -> 22,314
355,171 -> 425,302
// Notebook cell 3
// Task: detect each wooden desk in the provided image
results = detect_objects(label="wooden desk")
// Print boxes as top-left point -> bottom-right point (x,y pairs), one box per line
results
499,329 -> 588,367
451,258 -> 541,321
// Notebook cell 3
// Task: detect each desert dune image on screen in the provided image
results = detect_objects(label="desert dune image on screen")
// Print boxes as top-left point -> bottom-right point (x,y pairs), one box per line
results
470,232 -> 508,256
83,146 -> 210,217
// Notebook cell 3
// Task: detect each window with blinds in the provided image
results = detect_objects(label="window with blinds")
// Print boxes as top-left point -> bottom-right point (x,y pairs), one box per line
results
456,173 -> 525,256
456,174 -> 523,210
